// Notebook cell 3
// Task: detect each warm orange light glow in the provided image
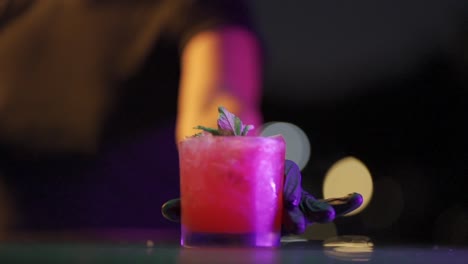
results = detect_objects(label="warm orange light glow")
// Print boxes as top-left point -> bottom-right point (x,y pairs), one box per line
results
176,27 -> 262,142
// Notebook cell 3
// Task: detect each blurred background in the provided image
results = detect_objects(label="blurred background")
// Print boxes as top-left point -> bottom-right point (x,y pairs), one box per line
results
249,0 -> 467,245
0,0 -> 466,249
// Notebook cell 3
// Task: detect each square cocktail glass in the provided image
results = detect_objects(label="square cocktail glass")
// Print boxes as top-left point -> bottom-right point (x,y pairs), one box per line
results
178,134 -> 286,248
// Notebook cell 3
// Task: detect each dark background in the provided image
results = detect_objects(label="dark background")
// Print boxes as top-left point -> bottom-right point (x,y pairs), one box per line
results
1,0 -> 465,248
249,0 -> 467,245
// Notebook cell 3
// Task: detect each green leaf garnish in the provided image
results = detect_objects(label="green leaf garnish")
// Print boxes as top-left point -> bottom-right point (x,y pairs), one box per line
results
192,106 -> 254,136
234,116 -> 242,135
193,125 -> 222,135
242,124 -> 254,136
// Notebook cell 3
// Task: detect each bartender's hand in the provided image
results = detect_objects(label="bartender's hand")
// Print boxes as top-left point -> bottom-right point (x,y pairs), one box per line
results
161,160 -> 363,235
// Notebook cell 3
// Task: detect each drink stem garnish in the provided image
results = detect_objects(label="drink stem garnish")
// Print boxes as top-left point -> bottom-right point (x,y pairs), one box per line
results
193,106 -> 254,137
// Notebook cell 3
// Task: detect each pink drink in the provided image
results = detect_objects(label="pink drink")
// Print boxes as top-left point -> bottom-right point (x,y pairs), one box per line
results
179,134 -> 286,247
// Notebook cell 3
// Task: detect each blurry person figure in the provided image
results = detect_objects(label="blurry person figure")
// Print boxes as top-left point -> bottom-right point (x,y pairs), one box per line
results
0,0 -> 262,231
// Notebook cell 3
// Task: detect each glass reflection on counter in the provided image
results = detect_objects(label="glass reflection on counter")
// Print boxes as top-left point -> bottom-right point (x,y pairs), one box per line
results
323,235 -> 374,262
177,248 -> 280,264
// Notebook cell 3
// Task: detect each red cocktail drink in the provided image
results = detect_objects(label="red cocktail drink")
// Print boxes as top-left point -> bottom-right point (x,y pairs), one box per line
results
179,134 -> 285,247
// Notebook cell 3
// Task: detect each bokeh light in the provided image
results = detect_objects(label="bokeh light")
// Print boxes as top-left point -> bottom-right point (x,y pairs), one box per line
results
260,122 -> 311,170
361,177 -> 404,229
433,205 -> 468,245
322,157 -> 373,216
